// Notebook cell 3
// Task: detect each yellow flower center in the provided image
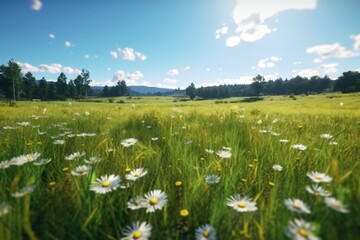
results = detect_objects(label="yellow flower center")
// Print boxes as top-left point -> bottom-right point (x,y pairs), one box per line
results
238,201 -> 246,208
299,228 -> 308,237
125,168 -> 131,173
102,181 -> 111,187
180,209 -> 189,217
133,231 -> 142,239
135,172 -> 140,177
202,231 -> 210,238
294,204 -> 302,209
27,157 -> 33,161
150,197 -> 158,205
315,175 -> 321,179
332,202 -> 340,208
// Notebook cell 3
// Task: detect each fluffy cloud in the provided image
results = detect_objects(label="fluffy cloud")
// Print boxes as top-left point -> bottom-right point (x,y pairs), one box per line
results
293,68 -> 320,78
112,70 -> 126,82
112,70 -> 144,85
258,56 -> 281,68
164,78 -> 177,83
49,34 -> 55,39
351,34 -> 360,51
64,41 -> 72,47
293,63 -> 338,78
84,54 -> 90,59
17,62 -> 81,75
167,69 -> 179,76
31,0 -> 42,11
223,0 -> 316,45
226,36 -> 241,47
215,24 -> 229,39
110,51 -> 118,59
306,42 -> 360,62
320,63 -> 338,74
135,51 -> 147,61
183,66 -> 191,71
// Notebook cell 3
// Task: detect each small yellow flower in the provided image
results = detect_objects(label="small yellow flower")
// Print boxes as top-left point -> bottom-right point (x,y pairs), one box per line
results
36,141 -> 42,145
241,178 -> 247,183
248,164 -> 254,168
175,181 -> 182,187
125,167 -> 131,174
180,209 -> 189,217
62,167 -> 69,172
49,182 -> 56,188
268,181 -> 275,187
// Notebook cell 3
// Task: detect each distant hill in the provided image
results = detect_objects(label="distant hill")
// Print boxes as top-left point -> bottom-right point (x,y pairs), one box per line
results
91,85 -> 185,96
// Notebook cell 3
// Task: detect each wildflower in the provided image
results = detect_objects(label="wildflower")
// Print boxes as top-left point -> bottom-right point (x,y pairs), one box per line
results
0,202 -> 11,217
11,185 -> 36,198
53,140 -> 65,145
285,218 -> 319,240
257,120 -> 262,125
205,149 -> 214,154
306,185 -> 331,197
175,181 -> 182,187
320,134 -> 333,139
271,132 -> 280,136
121,221 -> 152,240
142,189 -> 168,213
222,147 -> 232,151
126,168 -> 148,181
280,139 -> 289,143
284,199 -> 311,214
324,197 -> 349,213
33,158 -> 51,166
272,164 -> 283,171
84,156 -> 102,164
205,174 -> 220,185
10,153 -> 41,166
227,194 -> 257,212
259,129 -> 268,133
151,137 -> 158,141
195,224 -> 217,240
65,151 -> 85,160
292,144 -> 307,151
121,138 -> 138,147
71,165 -> 91,176
16,122 -> 30,126
306,171 -> 332,183
180,209 -> 189,217
329,141 -> 338,145
0,160 -> 11,169
90,174 -> 121,194
216,150 -> 231,159
127,196 -> 145,210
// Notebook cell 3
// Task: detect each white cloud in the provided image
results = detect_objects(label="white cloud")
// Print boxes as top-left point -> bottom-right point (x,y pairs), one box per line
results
351,34 -> 360,51
127,71 -> 144,81
320,63 -> 338,74
257,56 -> 281,68
206,68 -> 210,72
112,70 -> 144,85
229,0 -> 316,43
167,68 -> 179,76
164,78 -> 177,83
17,61 -> 81,75
84,54 -> 90,59
294,61 -> 302,65
293,68 -> 320,78
306,42 -> 360,62
31,0 -> 42,11
226,36 -> 241,47
119,48 -> 136,61
183,66 -> 191,71
110,51 -> 118,59
64,41 -> 72,47
215,24 -> 229,39
112,70 -> 126,82
155,83 -> 177,89
135,51 -> 147,61
49,33 -> 55,39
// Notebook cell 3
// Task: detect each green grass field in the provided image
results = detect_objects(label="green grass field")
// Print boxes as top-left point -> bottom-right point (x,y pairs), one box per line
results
0,93 -> 359,240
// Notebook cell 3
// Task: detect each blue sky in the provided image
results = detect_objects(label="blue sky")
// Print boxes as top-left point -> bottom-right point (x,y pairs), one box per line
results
0,0 -> 359,89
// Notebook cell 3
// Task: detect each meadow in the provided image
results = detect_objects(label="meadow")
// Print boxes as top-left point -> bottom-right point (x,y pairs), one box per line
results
0,93 -> 359,240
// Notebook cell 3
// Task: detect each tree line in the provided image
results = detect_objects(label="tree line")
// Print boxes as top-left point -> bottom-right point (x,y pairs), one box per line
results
186,71 -> 360,100
0,60 -> 131,101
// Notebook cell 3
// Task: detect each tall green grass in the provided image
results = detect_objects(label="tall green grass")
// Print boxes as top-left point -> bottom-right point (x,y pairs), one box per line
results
0,94 -> 359,239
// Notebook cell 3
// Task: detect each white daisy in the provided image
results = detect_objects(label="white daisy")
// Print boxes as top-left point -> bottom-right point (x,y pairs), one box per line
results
272,164 -> 283,171
16,122 -> 30,126
205,174 -> 220,185
0,160 -> 11,169
33,158 -> 51,166
65,151 -> 85,161
53,139 -> 65,145
280,139 -> 289,143
306,185 -> 331,197
195,224 -> 217,240
285,218 -> 320,240
306,171 -> 332,183
320,134 -> 333,139
329,141 -> 338,145
10,153 -> 41,166
121,221 -> 152,240
151,137 -> 158,141
121,138 -> 138,147
125,168 -> 148,181
227,194 -> 257,212
324,197 -> 349,213
90,174 -> 121,194
284,199 -> 311,214
222,147 -> 232,151
292,144 -> 307,151
142,189 -> 168,213
0,202 -> 11,217
11,185 -> 36,198
71,165 -> 91,176
216,150 -> 231,159
84,156 -> 102,164
127,196 -> 145,210
205,149 -> 214,154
